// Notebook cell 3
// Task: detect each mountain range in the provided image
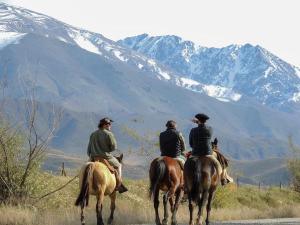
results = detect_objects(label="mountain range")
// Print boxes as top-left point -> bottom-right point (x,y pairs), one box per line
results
0,2 -> 299,166
118,34 -> 300,112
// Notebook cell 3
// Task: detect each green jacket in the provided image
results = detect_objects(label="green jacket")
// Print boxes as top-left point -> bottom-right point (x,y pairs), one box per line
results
87,128 -> 117,159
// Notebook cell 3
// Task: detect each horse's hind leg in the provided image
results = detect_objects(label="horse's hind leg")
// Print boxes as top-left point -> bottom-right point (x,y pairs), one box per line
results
169,197 -> 174,212
171,189 -> 182,225
196,191 -> 209,225
205,189 -> 216,225
162,193 -> 169,225
154,189 -> 162,225
80,202 -> 85,225
188,195 -> 195,225
96,191 -> 105,225
108,191 -> 116,225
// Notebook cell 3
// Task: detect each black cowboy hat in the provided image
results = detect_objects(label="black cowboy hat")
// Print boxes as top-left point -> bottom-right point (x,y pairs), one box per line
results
195,113 -> 209,121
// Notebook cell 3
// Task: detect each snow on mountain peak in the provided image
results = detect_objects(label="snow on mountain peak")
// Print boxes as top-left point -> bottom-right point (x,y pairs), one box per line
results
0,31 -> 26,49
119,34 -> 300,111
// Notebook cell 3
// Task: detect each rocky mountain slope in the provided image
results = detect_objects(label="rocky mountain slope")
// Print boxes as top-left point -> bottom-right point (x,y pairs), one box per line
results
119,34 -> 300,111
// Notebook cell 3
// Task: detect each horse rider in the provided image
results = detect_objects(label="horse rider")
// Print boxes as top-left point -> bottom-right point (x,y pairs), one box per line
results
159,120 -> 186,169
87,117 -> 128,193
189,113 -> 233,185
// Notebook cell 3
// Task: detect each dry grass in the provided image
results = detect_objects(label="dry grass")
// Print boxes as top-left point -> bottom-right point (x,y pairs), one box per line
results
1,203 -> 300,225
210,205 -> 300,221
0,205 -> 36,225
1,174 -> 300,225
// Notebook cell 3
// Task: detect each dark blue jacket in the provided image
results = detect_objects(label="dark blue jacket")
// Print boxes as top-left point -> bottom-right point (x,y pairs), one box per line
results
189,124 -> 212,156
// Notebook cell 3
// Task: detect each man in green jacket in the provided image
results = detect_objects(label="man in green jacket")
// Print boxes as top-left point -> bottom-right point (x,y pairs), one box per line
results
87,117 -> 128,193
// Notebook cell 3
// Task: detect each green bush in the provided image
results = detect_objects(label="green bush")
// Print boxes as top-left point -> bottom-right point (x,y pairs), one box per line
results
0,121 -> 43,203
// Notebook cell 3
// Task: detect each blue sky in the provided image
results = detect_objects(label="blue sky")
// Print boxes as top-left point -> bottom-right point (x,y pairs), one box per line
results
3,0 -> 300,67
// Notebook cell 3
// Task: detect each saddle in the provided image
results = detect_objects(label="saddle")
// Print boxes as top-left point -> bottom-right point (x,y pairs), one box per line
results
157,156 -> 184,170
91,156 -> 115,173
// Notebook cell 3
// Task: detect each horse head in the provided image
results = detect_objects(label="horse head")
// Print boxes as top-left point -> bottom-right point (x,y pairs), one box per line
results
211,137 -> 218,150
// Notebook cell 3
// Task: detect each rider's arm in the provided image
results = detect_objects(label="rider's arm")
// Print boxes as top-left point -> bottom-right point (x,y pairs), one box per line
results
107,132 -> 117,152
159,133 -> 163,152
189,129 -> 193,148
179,132 -> 186,153
87,135 -> 92,157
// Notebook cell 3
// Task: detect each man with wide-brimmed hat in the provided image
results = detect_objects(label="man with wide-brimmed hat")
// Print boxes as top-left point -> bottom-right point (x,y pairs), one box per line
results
159,120 -> 186,168
189,113 -> 233,185
87,117 -> 128,193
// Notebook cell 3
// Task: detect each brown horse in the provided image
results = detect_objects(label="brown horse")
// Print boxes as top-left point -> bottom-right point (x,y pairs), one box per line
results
149,156 -> 183,225
184,156 -> 219,225
75,154 -> 123,225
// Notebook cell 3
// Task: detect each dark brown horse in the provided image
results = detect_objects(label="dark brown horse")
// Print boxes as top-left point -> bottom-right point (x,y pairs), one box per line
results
184,156 -> 219,225
149,156 -> 183,225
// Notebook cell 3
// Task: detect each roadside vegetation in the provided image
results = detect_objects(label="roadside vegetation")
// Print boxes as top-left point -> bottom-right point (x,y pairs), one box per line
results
1,172 -> 300,225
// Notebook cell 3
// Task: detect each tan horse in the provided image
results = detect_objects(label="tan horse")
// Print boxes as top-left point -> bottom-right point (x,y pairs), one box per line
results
75,154 -> 123,225
149,156 -> 183,225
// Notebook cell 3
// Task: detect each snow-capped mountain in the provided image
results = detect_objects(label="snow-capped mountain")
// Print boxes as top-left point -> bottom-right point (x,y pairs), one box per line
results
0,3 -> 242,103
118,34 -> 300,111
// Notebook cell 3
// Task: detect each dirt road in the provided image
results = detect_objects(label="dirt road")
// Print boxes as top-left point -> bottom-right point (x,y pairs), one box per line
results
212,218 -> 300,225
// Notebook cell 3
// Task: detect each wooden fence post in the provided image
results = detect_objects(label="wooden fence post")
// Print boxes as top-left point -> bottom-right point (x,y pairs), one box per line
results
280,182 -> 282,190
61,162 -> 67,176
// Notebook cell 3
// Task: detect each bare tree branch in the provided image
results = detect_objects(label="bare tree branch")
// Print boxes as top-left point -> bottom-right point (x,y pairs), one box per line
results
33,175 -> 78,204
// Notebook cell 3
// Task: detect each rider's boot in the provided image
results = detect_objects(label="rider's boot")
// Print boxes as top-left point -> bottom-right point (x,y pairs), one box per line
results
222,169 -> 234,185
114,167 -> 128,193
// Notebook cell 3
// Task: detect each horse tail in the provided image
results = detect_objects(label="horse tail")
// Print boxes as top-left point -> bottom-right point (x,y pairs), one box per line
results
190,159 -> 203,202
75,163 -> 93,207
149,159 -> 166,199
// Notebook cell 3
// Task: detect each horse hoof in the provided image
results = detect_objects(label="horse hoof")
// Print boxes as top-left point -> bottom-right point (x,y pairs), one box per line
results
107,218 -> 113,225
162,219 -> 168,225
171,221 -> 177,225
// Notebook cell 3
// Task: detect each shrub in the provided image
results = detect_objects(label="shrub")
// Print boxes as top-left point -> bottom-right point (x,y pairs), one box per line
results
287,137 -> 300,192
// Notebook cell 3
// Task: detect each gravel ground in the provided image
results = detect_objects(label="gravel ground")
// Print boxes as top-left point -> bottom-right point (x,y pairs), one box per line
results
211,218 -> 300,225
137,218 -> 300,225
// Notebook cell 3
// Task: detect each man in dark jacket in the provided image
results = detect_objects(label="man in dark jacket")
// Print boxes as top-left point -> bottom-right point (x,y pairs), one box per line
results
189,113 -> 230,185
87,117 -> 128,193
159,120 -> 186,168
189,114 -> 213,156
